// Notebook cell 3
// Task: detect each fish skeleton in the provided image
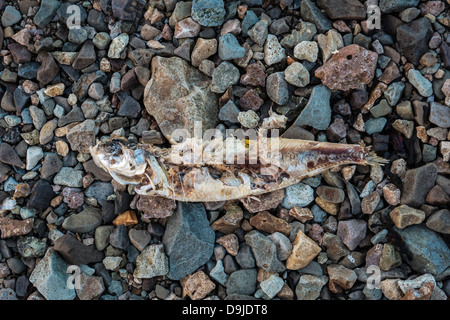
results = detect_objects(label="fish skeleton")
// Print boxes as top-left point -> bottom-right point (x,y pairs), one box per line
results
90,115 -> 387,202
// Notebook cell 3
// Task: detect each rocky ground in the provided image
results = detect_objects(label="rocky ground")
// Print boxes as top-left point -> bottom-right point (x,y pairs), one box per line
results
0,0 -> 450,301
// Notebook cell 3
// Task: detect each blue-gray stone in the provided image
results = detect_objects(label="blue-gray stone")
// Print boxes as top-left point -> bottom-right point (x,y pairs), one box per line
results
85,181 -> 114,205
242,10 -> 259,36
0,288 -> 18,300
62,206 -> 102,233
300,0 -> 332,33
218,33 -> 246,60
108,280 -> 123,296
422,144 -> 437,163
311,205 -> 327,223
29,249 -> 76,300
162,202 -> 215,280
226,269 -> 257,296
244,230 -> 285,273
235,245 -> 256,269
219,100 -> 240,123
191,0 -> 226,27
287,85 -> 331,131
379,0 -> 420,13
395,225 -> 450,278
34,0 -> 62,28
3,177 -> 18,192
17,236 -> 47,258
18,62 -> 40,79
365,117 -> 387,135
377,55 -> 391,69
57,2 -> 87,24
370,99 -> 392,118
2,6 -> 22,27
210,260 -> 228,286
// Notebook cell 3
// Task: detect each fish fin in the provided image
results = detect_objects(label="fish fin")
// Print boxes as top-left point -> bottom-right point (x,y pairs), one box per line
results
365,149 -> 389,166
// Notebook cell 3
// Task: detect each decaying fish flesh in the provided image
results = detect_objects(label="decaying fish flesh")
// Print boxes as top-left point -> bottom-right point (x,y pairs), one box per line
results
90,120 -> 387,203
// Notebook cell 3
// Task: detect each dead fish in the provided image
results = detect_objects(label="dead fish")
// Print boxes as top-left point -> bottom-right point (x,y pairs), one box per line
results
90,126 -> 387,203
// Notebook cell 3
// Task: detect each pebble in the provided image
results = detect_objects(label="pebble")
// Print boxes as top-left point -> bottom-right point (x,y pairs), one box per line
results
395,225 -> 450,276
2,6 -> 22,27
264,34 -> 286,66
281,182 -> 314,209
407,69 -> 433,97
426,209 -> 450,234
26,146 -> 44,171
327,264 -> 357,293
429,102 -> 450,128
218,33 -> 246,60
260,275 -> 284,299
248,20 -> 269,47
226,272 -> 259,299
182,270 -> 216,300
293,41 -> 318,62
286,229 -> 321,270
284,62 -> 310,87
237,110 -> 259,129
295,274 -> 328,300
191,0 -> 226,27
287,85 -> 331,131
337,219 -> 367,251
108,33 -> 129,59
62,206 -> 102,233
244,230 -> 285,273
133,244 -> 169,279
211,62 -> 240,93
315,44 -> 378,91
210,260 -> 228,286
29,249 -> 76,300
162,203 -> 214,280
174,18 -> 201,38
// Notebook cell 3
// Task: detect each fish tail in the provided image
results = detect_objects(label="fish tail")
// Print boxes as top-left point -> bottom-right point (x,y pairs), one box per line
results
362,144 -> 389,166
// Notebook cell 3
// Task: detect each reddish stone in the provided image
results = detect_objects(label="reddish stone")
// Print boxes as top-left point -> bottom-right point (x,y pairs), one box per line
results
379,61 -> 401,84
62,187 -> 85,209
0,218 -> 34,239
135,195 -> 176,220
239,89 -> 263,111
365,243 -> 383,267
420,1 -> 445,16
121,68 -> 139,92
240,63 -> 266,87
307,224 -> 324,245
36,53 -> 60,85
315,44 -> 378,91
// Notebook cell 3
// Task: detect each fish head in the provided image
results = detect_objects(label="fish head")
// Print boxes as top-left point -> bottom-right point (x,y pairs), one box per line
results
90,136 -> 148,185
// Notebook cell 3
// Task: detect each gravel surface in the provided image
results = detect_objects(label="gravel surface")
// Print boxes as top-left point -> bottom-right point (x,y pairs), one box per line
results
0,0 -> 449,301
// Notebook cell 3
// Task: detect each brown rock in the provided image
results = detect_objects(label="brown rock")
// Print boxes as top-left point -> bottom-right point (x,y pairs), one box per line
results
13,183 -> 31,200
365,243 -> 383,267
249,211 -> 291,236
238,89 -> 264,111
389,205 -> 426,229
135,195 -> 176,220
36,53 -> 60,85
336,219 -> 367,250
315,44 -> 378,91
316,186 -> 345,204
0,218 -> 34,239
174,18 -> 201,39
327,264 -> 357,293
8,43 -> 32,64
240,189 -> 284,213
217,234 -> 239,256
289,207 -> 313,223
425,185 -> 450,206
286,229 -> 321,270
113,210 -> 138,226
121,68 -> 139,92
322,233 -> 350,261
240,63 -> 266,87
72,40 -> 96,70
361,191 -> 381,215
191,38 -> 217,67
379,61 -> 402,84
315,197 -> 339,215
381,279 -> 403,300
181,270 -> 216,300
211,202 -> 243,234
401,282 -> 434,301
382,183 -> 401,205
